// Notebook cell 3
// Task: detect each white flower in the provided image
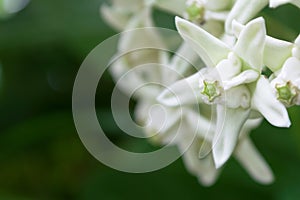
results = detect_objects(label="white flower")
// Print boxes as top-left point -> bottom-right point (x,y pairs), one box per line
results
270,35 -> 300,106
234,21 -> 300,107
158,17 -> 291,168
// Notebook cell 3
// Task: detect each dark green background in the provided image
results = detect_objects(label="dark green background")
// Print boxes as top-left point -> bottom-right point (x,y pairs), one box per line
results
0,0 -> 300,199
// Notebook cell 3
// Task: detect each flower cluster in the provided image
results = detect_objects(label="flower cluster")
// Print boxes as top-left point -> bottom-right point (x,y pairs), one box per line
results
102,0 -> 300,186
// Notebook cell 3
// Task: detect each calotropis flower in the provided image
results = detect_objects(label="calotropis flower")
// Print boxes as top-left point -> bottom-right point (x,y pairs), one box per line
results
225,0 -> 300,33
269,35 -> 300,106
158,17 -> 291,168
232,20 -> 300,107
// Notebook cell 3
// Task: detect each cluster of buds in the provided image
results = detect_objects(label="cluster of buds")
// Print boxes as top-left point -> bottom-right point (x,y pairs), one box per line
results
102,0 -> 300,186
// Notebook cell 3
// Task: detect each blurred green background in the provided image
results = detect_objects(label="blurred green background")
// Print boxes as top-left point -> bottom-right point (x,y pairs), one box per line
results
0,0 -> 300,199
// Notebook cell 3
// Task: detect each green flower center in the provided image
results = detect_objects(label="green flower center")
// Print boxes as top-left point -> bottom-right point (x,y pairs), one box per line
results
201,80 -> 221,102
276,82 -> 298,106
186,2 -> 205,22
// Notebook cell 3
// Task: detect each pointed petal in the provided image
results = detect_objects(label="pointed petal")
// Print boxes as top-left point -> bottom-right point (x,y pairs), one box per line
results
157,72 -> 203,106
212,105 -> 250,168
225,0 -> 268,34
264,37 -> 293,72
232,20 -> 294,72
270,0 -> 300,8
234,137 -> 274,184
251,76 -> 291,127
234,17 -> 266,71
175,17 -> 230,67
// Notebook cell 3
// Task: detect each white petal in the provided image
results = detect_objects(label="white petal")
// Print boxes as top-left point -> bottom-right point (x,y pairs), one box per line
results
270,0 -> 300,8
119,10 -> 164,52
203,0 -> 233,11
223,70 -> 259,90
152,0 -> 187,15
234,17 -> 266,71
184,108 -> 214,141
164,42 -> 202,85
179,139 -> 219,187
264,37 -> 293,72
101,4 -> 131,30
234,137 -> 274,184
231,19 -> 244,37
232,20 -> 294,72
225,85 -> 251,109
215,53 -> 242,81
205,10 -> 229,22
225,0 -> 268,34
112,63 -> 161,99
112,0 -> 143,9
240,118 -> 263,136
212,105 -> 250,168
295,34 -> 300,46
157,73 -> 203,106
278,57 -> 300,83
251,76 -> 291,127
175,17 -> 230,67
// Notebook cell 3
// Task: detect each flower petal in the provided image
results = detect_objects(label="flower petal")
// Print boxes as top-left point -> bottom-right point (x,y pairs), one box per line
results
179,139 -> 219,187
101,4 -> 131,30
152,0 -> 187,15
184,108 -> 214,140
119,10 -> 164,52
157,72 -> 203,106
251,76 -> 291,127
223,70 -> 259,90
269,0 -> 300,8
204,0 -> 234,11
225,85 -> 251,109
234,17 -> 266,71
225,0 -> 268,34
175,17 -> 230,67
163,42 -> 202,85
212,105 -> 250,168
234,137 -> 274,184
278,57 -> 300,83
232,20 -> 294,72
264,37 -> 293,72
111,63 -> 161,99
